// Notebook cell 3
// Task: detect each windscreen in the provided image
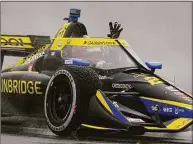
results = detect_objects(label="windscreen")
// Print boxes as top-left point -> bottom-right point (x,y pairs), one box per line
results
62,45 -> 138,70
124,45 -> 148,69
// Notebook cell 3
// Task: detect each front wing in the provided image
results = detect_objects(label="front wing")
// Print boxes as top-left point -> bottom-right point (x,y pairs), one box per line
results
80,90 -> 193,133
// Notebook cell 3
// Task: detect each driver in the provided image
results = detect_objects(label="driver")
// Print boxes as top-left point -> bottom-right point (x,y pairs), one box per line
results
70,46 -> 109,69
71,46 -> 102,64
69,22 -> 123,68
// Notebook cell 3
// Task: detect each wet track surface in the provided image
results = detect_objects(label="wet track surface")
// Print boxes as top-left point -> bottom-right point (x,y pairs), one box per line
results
1,117 -> 193,144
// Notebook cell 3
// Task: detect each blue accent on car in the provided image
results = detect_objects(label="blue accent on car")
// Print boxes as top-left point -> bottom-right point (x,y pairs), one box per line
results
140,98 -> 192,118
100,91 -> 129,124
64,58 -> 91,66
145,62 -> 162,72
64,8 -> 81,22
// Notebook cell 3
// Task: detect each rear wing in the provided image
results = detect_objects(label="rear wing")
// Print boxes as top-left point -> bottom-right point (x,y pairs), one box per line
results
1,34 -> 51,57
1,34 -> 51,68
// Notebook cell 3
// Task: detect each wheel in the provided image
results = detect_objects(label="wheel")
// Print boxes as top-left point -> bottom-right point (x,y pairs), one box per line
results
44,65 -> 101,136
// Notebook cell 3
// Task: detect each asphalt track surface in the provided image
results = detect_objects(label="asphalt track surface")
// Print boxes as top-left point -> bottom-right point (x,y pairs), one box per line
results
1,117 -> 193,144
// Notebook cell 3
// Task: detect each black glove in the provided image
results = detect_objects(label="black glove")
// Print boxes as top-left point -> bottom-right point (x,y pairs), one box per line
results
107,22 -> 123,38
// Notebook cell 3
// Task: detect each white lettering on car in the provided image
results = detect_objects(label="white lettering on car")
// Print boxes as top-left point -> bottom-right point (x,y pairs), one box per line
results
163,107 -> 173,113
1,79 -> 42,95
112,83 -> 133,89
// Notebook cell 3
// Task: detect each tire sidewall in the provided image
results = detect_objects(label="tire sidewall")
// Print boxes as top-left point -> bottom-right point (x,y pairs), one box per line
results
44,69 -> 76,132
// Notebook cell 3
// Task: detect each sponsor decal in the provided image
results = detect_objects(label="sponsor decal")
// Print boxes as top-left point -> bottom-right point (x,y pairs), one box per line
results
175,107 -> 184,115
165,86 -> 192,103
99,75 -> 113,80
133,73 -> 149,78
174,91 -> 184,96
176,119 -> 191,129
126,117 -> 144,123
1,37 -> 24,47
112,101 -> 119,108
58,41 -> 62,46
84,41 -> 116,45
163,107 -> 172,113
133,75 -> 141,78
112,83 -> 133,89
1,79 -> 42,94
64,59 -> 73,64
22,45 -> 48,65
144,76 -> 163,86
151,105 -> 160,112
165,86 -> 178,92
26,51 -> 44,63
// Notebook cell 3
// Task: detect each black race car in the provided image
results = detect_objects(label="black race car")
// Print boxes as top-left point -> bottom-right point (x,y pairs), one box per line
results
1,8 -> 192,137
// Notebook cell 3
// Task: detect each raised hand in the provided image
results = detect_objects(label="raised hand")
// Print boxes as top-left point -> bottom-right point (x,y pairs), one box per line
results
107,22 -> 123,38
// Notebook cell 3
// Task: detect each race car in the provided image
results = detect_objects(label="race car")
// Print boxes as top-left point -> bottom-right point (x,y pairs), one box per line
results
1,8 -> 193,137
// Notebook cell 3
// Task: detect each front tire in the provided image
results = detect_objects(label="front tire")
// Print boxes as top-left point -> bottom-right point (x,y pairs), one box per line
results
44,66 -> 101,136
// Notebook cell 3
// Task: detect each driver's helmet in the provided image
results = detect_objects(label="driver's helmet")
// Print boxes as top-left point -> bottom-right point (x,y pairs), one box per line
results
71,46 -> 103,64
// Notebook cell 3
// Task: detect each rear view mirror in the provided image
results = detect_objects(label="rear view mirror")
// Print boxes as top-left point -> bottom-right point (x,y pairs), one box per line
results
145,61 -> 162,73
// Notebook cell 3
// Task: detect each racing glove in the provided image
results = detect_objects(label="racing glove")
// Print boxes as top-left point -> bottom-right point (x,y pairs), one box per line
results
96,60 -> 106,69
107,22 -> 123,39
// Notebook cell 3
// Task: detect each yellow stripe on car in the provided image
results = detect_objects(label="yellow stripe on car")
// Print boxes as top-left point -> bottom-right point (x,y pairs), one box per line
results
50,38 -> 120,50
140,96 -> 192,110
50,38 -> 68,50
70,38 -> 119,46
1,45 -> 33,48
1,35 -> 33,48
167,118 -> 192,129
96,90 -> 113,114
55,22 -> 71,38
145,118 -> 193,130
81,124 -> 109,130
117,39 -> 129,47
